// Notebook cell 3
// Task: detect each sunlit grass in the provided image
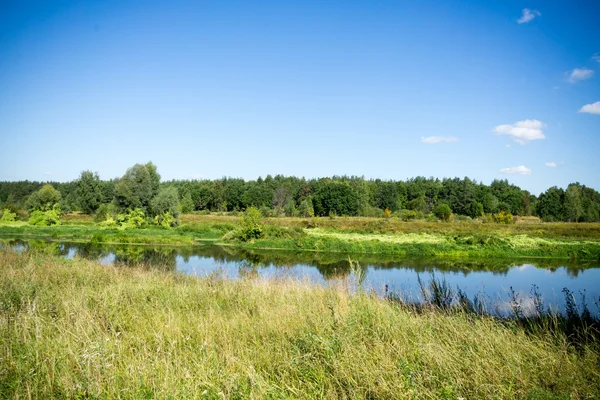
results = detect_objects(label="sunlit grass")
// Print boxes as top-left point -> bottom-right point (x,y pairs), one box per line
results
1,250 -> 599,398
1,214 -> 599,259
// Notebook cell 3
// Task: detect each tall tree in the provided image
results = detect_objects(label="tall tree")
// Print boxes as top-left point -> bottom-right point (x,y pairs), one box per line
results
75,171 -> 103,214
25,184 -> 62,211
313,181 -> 359,216
113,162 -> 161,211
564,184 -> 583,222
537,187 -> 565,221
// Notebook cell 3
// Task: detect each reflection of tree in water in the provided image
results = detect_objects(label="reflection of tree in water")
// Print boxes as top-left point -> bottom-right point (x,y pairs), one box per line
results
2,238 -> 66,257
316,260 -> 354,280
112,246 -> 177,271
26,241 -> 180,272
70,243 -> 110,260
5,240 -> 597,280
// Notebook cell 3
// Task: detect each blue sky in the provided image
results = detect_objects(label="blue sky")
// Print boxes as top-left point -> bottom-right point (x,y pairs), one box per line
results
0,0 -> 598,195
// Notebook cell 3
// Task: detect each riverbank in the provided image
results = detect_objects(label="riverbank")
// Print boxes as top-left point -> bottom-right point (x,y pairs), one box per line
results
1,216 -> 600,260
1,250 -> 598,398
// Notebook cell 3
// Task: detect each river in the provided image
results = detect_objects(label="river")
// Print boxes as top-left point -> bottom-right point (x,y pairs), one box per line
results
3,238 -> 600,316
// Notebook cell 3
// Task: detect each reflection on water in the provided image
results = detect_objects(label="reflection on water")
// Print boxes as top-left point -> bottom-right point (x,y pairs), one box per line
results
2,238 -> 599,314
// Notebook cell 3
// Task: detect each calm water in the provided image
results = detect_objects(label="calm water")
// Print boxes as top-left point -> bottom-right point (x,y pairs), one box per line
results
3,238 -> 600,315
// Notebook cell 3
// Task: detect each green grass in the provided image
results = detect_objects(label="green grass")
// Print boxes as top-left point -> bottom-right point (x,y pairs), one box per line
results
2,214 -> 600,260
182,214 -> 600,239
240,228 -> 600,260
1,250 -> 599,399
0,221 -> 236,246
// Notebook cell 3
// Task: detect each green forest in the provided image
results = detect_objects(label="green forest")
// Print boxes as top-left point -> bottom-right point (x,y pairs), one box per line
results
1,162 -> 599,223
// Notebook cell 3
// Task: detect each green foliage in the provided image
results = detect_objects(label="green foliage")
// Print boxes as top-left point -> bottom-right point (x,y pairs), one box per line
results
407,194 -> 428,213
180,192 -> 194,214
0,209 -> 17,224
398,209 -> 421,221
313,181 -> 360,216
433,203 -> 452,221
481,193 -> 499,214
28,205 -> 61,226
469,201 -> 484,218
75,170 -> 103,214
25,184 -> 61,212
272,185 -> 293,214
98,208 -> 146,229
94,203 -> 114,223
223,178 -> 246,211
3,168 -> 600,222
373,181 -> 405,212
537,187 -> 565,222
239,206 -> 263,241
98,216 -> 118,228
298,197 -> 314,217
284,198 -> 298,217
258,206 -> 272,217
150,187 -> 181,223
564,184 -> 583,222
154,211 -> 175,228
113,162 -> 161,212
362,206 -> 384,218
492,210 -> 515,224
118,208 -> 146,229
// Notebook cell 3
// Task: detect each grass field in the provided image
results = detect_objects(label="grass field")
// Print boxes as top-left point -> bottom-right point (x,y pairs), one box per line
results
1,250 -> 599,399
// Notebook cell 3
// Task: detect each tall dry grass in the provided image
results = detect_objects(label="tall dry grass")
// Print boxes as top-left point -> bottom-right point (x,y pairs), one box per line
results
1,250 -> 599,398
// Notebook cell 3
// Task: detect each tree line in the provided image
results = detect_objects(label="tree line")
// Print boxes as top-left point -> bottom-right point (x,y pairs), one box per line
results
1,162 -> 599,222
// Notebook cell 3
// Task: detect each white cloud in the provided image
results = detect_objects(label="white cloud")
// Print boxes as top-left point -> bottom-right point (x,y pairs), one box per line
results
517,8 -> 541,24
578,101 -> 600,114
500,166 -> 532,175
568,68 -> 594,83
493,119 -> 545,144
592,54 -> 600,63
545,162 -> 557,168
43,172 -> 54,176
421,136 -> 459,144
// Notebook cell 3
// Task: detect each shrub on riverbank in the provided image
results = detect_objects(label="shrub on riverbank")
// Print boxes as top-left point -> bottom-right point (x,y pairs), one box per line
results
1,250 -> 598,398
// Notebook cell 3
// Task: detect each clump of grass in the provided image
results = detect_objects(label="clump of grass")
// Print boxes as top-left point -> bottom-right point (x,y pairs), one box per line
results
1,250 -> 599,398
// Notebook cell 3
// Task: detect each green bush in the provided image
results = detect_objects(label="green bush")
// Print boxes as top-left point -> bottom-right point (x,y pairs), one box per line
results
259,206 -> 273,217
154,211 -> 175,228
98,217 -> 118,228
0,209 -> 17,224
180,192 -> 194,214
150,187 -> 181,222
397,209 -> 421,221
25,184 -> 61,212
493,211 -> 515,224
28,206 -> 61,226
239,206 -> 263,241
94,203 -> 117,223
117,208 -> 146,229
298,198 -> 314,218
98,209 -> 147,229
433,203 -> 452,221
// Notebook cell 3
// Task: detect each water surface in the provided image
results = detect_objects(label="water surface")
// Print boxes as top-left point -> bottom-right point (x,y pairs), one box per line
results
3,238 -> 600,315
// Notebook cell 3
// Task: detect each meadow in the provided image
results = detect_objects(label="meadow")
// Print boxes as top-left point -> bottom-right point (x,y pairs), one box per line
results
1,213 -> 600,261
1,249 -> 599,399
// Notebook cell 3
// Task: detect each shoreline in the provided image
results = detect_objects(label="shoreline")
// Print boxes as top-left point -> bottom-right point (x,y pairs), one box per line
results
2,220 -> 600,261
